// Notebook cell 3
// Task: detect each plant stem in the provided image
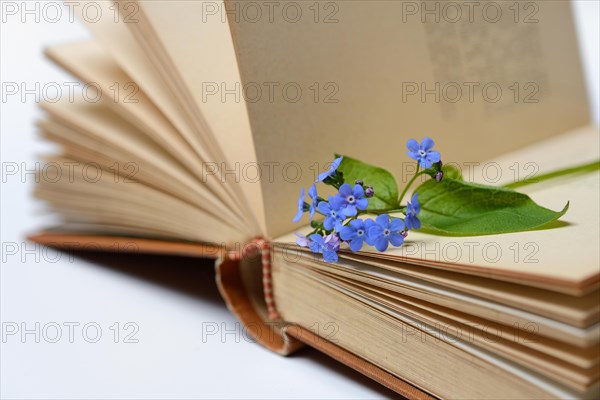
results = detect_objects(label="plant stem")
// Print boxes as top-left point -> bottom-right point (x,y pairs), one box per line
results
398,164 -> 425,205
504,160 -> 600,189
369,208 -> 406,216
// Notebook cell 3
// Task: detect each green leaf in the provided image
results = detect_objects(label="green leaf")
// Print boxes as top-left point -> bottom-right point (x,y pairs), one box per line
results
415,178 -> 569,236
337,155 -> 398,210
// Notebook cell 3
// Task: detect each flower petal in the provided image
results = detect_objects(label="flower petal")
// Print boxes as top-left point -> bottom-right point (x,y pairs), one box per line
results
338,183 -> 352,197
406,216 -> 421,230
356,198 -> 369,210
349,219 -> 364,230
308,184 -> 318,199
421,137 -> 435,151
342,204 -> 357,217
389,218 -> 405,232
427,151 -> 441,163
412,217 -> 421,230
411,193 -> 419,204
292,209 -> 303,222
389,232 -> 405,247
323,217 -> 335,231
419,158 -> 433,169
375,237 -> 389,252
323,250 -> 338,263
331,156 -> 343,170
324,233 -> 341,251
295,233 -> 310,247
353,184 -> 365,198
317,201 -> 331,214
375,214 -> 390,228
316,171 -> 329,182
329,195 -> 345,210
407,139 -> 420,152
349,237 -> 364,252
367,225 -> 383,242
339,226 -> 356,241
407,151 -> 420,161
309,241 -> 321,253
309,233 -> 323,243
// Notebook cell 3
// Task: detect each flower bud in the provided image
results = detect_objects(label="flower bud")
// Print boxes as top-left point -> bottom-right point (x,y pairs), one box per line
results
401,231 -> 408,238
365,186 -> 375,198
435,171 -> 444,182
355,179 -> 363,186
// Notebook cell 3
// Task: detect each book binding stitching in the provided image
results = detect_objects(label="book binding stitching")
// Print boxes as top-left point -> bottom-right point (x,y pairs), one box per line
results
228,237 -> 281,320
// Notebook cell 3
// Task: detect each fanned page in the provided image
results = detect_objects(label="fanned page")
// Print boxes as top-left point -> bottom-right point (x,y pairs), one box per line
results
115,0 -> 265,233
225,0 -> 590,238
36,0 -> 274,243
275,126 -> 600,292
69,0 -> 258,232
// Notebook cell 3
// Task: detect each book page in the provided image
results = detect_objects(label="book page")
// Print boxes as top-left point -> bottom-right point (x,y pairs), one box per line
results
123,0 -> 266,235
73,1 -> 230,180
44,40 -> 256,232
227,1 -> 590,237
40,98 -> 245,232
272,255 -> 579,399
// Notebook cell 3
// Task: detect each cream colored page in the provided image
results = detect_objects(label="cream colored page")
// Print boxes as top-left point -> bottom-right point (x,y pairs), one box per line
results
272,258 -> 571,399
44,41 -> 254,230
227,1 -> 589,237
40,99 -> 245,230
127,0 -> 265,234
44,42 -> 207,178
275,126 -> 600,286
75,1 -> 224,169
36,158 -> 243,244
75,0 -> 249,225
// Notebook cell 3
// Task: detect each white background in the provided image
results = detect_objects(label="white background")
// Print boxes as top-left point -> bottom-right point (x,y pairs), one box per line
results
1,1 -> 598,399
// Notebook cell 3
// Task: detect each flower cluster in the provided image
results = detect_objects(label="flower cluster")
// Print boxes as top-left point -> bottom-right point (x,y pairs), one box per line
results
292,138 -> 443,262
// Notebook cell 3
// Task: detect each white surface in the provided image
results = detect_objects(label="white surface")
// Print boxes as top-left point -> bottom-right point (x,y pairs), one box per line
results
1,2 -> 598,399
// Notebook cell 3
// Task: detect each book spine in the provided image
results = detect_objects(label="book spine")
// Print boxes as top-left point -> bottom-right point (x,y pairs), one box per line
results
215,238 -> 302,355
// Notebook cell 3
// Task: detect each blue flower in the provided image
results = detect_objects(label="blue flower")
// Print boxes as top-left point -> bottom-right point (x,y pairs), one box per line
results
405,193 -> 421,230
339,219 -> 373,251
407,138 -> 441,169
295,233 -> 310,247
308,184 -> 318,219
316,156 -> 343,182
317,195 -> 348,231
292,188 -> 306,222
336,184 -> 369,217
367,214 -> 406,252
309,233 -> 340,263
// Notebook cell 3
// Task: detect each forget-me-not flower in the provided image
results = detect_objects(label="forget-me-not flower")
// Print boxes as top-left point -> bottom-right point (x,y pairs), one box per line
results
309,233 -> 340,263
367,214 -> 406,252
316,156 -> 343,182
407,138 -> 441,169
308,184 -> 318,219
339,219 -> 373,251
295,233 -> 310,247
317,195 -> 347,231
405,193 -> 421,230
336,183 -> 369,217
292,188 -> 306,222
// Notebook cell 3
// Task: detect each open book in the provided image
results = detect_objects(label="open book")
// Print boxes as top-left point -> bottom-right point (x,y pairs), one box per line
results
30,1 -> 599,398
